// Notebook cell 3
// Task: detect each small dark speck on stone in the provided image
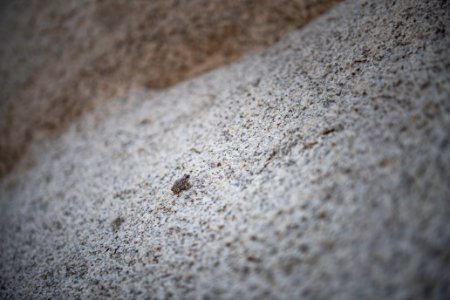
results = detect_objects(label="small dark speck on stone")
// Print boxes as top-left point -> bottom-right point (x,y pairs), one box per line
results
321,127 -> 336,135
190,148 -> 201,154
112,217 -> 124,231
252,78 -> 261,87
171,174 -> 192,195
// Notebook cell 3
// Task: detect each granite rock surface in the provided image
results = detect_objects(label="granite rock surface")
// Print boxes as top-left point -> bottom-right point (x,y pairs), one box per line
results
1,0 -> 449,299
0,0 -> 338,177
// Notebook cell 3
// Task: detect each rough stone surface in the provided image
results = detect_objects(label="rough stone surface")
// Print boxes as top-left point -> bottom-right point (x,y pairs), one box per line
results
1,0 -> 450,299
0,0 -> 338,177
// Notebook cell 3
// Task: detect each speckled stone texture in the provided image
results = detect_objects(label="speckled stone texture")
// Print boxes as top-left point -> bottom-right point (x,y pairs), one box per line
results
1,0 -> 449,299
0,0 -> 338,177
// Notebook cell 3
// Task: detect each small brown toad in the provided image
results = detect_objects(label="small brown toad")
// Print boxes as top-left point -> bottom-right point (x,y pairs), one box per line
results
171,174 -> 192,195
